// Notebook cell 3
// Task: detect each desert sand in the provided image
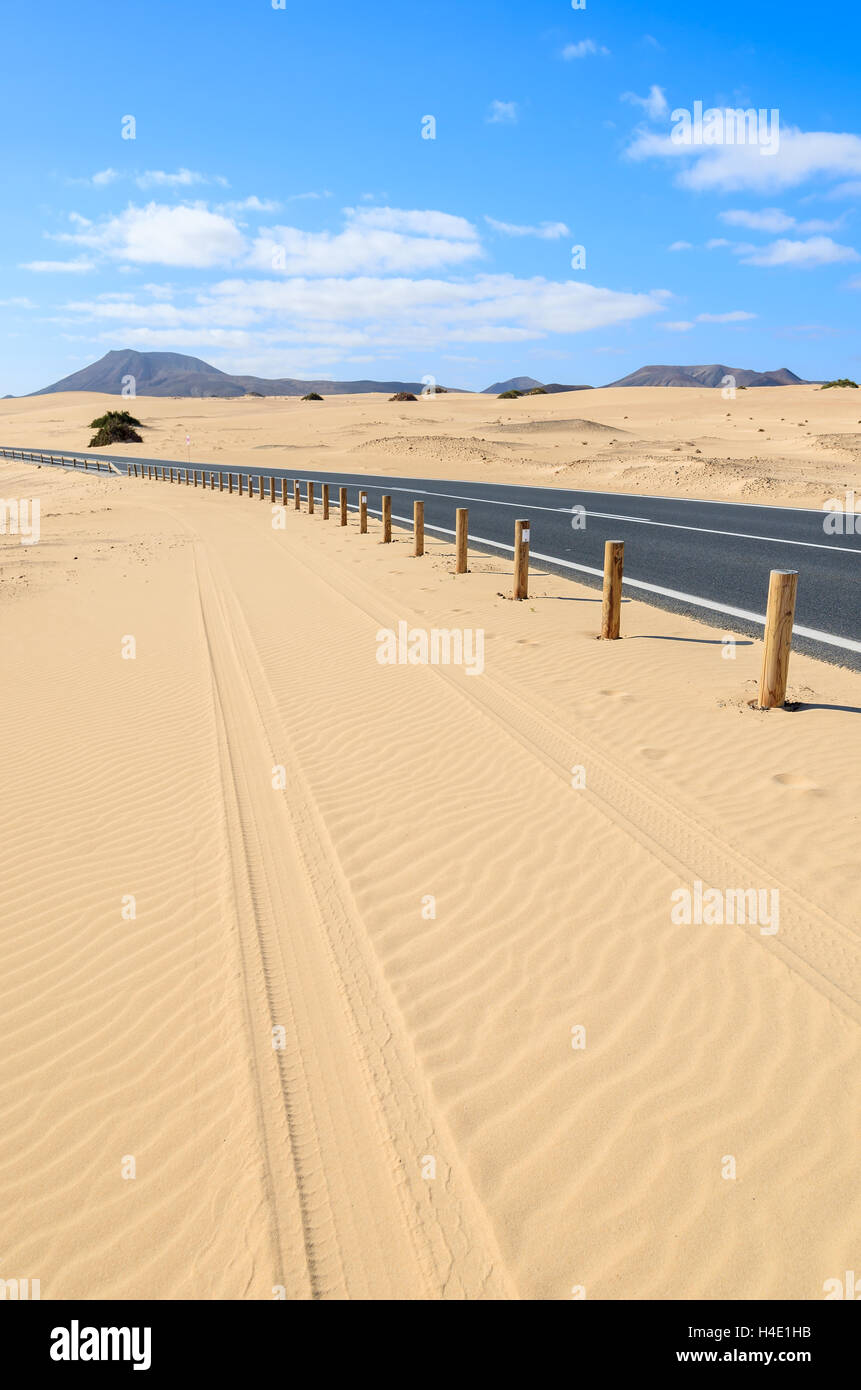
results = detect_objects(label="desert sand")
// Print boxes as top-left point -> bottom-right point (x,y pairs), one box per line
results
1,383 -> 860,509
0,393 -> 859,1300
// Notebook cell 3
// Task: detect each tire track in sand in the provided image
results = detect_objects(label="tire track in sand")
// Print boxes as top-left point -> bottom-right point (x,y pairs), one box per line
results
190,538 -> 515,1300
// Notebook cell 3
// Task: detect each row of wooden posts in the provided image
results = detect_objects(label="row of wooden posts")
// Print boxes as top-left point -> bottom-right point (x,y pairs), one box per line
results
133,462 -> 798,709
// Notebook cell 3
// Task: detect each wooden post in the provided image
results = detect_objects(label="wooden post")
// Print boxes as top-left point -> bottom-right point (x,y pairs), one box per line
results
455,508 -> 468,573
281,478 -> 288,506
359,491 -> 368,533
219,473 -> 224,492
513,519 -> 530,600
238,473 -> 244,495
209,472 -> 215,489
758,570 -> 798,709
248,475 -> 255,500
339,486 -> 347,526
258,475 -> 265,500
185,468 -> 190,485
601,540 -> 624,639
307,480 -> 315,514
228,472 -> 233,494
294,480 -> 300,511
322,483 -> 329,519
414,500 -> 424,556
269,476 -> 275,503
194,470 -> 198,487
382,495 -> 392,542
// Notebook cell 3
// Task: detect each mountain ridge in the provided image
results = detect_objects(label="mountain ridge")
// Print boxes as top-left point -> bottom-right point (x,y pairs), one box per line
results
605,363 -> 810,388
23,350 -> 814,398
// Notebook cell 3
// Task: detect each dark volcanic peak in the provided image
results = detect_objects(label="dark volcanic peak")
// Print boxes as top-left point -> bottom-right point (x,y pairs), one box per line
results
481,376 -> 545,395
30,350 -> 463,399
605,363 -> 809,389
483,377 -> 592,394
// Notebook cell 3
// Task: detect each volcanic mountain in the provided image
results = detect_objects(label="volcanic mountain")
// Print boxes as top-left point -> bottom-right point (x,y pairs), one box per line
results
29,350 -> 461,399
605,364 -> 809,388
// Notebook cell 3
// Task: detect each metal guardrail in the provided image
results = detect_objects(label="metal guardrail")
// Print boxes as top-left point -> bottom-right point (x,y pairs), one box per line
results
0,446 -> 118,474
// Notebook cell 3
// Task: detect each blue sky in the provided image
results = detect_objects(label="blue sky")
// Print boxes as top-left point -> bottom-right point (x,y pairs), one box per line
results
2,0 -> 861,394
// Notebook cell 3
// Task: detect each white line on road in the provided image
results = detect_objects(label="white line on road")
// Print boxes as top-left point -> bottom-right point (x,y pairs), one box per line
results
371,507 -> 861,655
354,482 -> 859,554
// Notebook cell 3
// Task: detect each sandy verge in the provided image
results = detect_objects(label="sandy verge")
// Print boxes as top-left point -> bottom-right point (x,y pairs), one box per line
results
2,384 -> 861,509
0,457 -> 858,1299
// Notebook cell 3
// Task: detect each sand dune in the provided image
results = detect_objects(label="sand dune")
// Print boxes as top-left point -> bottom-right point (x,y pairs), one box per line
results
2,383 -> 860,508
0,449 -> 858,1299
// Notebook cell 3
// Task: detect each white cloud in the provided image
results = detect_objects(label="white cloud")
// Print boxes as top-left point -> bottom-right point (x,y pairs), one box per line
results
249,207 -> 481,276
21,257 -> 96,273
621,85 -> 668,121
662,320 -> 694,331
720,207 -> 843,233
563,40 -> 610,59
91,168 -> 118,187
218,196 -> 281,214
485,217 -> 570,239
487,100 -> 518,124
696,310 -> 757,322
668,240 -> 692,251
346,207 -> 478,239
720,207 -> 795,232
56,202 -> 245,267
628,125 -> 861,193
136,168 -> 228,189
738,235 -> 859,267
827,180 -> 861,199
61,273 -> 666,353
0,297 -> 35,307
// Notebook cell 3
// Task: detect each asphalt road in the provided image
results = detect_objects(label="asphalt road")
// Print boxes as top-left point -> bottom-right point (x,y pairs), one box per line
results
5,444 -> 860,669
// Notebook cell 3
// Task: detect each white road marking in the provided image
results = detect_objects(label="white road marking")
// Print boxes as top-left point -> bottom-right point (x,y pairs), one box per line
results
354,482 -> 860,554
364,507 -> 861,656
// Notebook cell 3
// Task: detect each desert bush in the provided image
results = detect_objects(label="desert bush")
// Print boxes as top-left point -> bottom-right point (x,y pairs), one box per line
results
821,378 -> 858,389
90,409 -> 142,428
89,422 -> 143,447
390,391 -> 417,401
301,392 -> 324,400
498,389 -> 522,399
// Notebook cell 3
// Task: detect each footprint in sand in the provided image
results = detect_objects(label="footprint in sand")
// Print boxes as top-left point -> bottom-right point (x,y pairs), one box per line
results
772,772 -> 822,792
639,747 -> 668,760
599,689 -> 632,700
